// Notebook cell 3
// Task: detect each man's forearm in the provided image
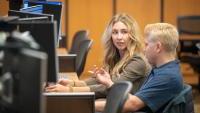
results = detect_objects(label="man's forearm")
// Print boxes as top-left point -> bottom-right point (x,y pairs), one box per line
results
95,99 -> 106,112
123,95 -> 145,112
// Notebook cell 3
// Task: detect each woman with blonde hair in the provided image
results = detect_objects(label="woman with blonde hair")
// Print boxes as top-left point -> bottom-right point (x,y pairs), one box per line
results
45,13 -> 151,98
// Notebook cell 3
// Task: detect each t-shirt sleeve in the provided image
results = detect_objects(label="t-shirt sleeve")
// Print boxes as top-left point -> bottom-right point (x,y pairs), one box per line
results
135,75 -> 182,112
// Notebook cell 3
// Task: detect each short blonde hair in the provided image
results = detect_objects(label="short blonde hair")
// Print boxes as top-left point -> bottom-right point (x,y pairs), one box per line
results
144,23 -> 179,54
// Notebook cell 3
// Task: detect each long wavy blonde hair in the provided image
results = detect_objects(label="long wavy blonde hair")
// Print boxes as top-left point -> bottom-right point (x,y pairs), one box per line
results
102,13 -> 144,77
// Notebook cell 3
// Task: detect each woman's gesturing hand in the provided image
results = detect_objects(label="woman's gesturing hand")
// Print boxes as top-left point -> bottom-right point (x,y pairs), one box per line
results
95,68 -> 114,88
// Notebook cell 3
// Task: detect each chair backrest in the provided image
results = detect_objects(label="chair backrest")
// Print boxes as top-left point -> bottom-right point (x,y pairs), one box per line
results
75,39 -> 93,77
177,16 -> 200,54
69,30 -> 89,54
163,84 -> 194,113
103,81 -> 133,113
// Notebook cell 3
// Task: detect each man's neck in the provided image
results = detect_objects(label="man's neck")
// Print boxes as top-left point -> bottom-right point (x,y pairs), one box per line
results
155,54 -> 176,68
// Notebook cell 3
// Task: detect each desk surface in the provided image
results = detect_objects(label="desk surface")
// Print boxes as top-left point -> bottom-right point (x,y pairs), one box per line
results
57,48 -> 68,55
44,92 -> 94,96
180,34 -> 200,40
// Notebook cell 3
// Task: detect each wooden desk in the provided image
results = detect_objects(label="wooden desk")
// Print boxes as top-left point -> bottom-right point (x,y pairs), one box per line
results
45,92 -> 95,113
57,48 -> 68,55
59,72 -> 79,80
180,34 -> 200,40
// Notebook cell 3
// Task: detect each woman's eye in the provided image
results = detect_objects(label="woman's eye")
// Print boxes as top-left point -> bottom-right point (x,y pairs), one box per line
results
121,30 -> 128,34
112,31 -> 118,34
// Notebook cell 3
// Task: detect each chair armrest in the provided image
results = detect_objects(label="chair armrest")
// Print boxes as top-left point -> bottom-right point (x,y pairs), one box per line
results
58,54 -> 76,72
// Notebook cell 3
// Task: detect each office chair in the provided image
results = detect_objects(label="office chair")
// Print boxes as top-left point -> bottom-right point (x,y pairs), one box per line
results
163,84 -> 194,113
58,30 -> 89,74
103,81 -> 132,113
177,16 -> 200,91
69,30 -> 89,54
75,39 -> 93,76
59,39 -> 93,77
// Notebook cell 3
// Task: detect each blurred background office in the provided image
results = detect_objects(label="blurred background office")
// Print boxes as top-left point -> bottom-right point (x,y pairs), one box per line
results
0,0 -> 200,112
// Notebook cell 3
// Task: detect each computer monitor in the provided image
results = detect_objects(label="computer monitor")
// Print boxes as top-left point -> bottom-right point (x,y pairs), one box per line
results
8,0 -> 23,10
20,5 -> 43,13
44,92 -> 95,113
18,16 -> 50,22
10,21 -> 58,83
1,48 -> 47,113
8,10 -> 54,22
28,1 -> 62,42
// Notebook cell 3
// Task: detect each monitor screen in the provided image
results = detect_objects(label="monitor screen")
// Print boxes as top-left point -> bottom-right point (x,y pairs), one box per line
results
20,5 -> 43,13
28,1 -> 62,42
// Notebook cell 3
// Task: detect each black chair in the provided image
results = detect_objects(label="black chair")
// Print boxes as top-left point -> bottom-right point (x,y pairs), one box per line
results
75,39 -> 93,76
103,81 -> 132,113
69,30 -> 89,54
59,39 -> 93,77
162,84 -> 194,113
177,16 -> 200,91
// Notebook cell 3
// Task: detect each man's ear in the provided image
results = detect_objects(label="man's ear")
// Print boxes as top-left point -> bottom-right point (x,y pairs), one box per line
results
155,41 -> 162,53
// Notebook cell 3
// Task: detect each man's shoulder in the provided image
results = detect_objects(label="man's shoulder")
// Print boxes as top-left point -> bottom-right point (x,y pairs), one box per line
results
154,63 -> 181,77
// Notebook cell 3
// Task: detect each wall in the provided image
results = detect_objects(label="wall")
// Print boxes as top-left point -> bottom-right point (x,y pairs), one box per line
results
164,0 -> 200,26
67,0 -> 113,79
0,0 -> 9,16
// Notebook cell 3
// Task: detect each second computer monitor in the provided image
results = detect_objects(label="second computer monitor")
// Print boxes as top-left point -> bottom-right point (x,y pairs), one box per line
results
8,10 -> 54,22
28,1 -> 62,41
13,21 -> 58,82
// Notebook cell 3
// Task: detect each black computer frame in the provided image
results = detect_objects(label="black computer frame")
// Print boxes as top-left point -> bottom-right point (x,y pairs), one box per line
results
28,1 -> 62,42
9,21 -> 58,83
8,10 -> 54,22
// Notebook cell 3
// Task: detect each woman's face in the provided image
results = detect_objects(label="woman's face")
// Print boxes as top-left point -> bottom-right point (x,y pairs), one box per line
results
112,21 -> 130,52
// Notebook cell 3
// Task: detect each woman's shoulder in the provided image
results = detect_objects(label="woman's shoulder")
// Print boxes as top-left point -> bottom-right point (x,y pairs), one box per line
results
125,54 -> 151,76
128,54 -> 147,66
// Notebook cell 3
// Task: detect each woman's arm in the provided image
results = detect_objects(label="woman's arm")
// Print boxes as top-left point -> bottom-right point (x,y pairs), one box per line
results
58,79 -> 87,87
72,86 -> 91,92
45,84 -> 91,92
